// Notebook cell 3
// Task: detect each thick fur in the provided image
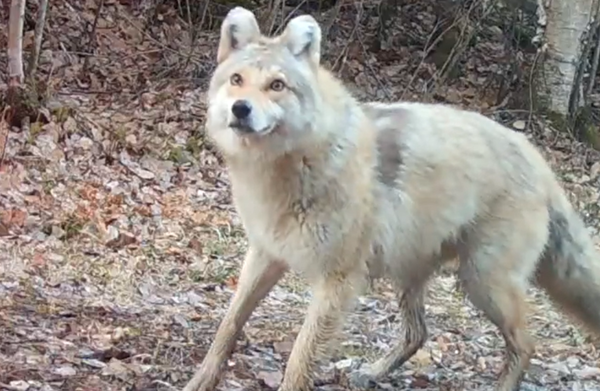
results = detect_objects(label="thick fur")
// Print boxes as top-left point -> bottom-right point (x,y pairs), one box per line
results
183,7 -> 600,391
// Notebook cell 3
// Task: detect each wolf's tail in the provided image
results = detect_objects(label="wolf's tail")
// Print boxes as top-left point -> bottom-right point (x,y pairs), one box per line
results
535,192 -> 600,334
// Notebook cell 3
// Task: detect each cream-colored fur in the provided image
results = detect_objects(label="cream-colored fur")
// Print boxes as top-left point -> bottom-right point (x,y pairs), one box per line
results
183,7 -> 600,391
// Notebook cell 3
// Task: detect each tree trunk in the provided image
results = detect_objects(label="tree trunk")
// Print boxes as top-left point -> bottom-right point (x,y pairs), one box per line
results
28,0 -> 50,80
536,0 -> 595,118
8,0 -> 26,88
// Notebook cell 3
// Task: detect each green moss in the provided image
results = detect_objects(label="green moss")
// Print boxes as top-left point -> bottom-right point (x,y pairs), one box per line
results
185,135 -> 203,156
582,125 -> 600,150
572,107 -> 600,150
52,106 -> 73,124
546,110 -> 570,132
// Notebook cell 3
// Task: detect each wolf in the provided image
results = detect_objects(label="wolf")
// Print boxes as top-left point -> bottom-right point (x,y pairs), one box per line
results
182,6 -> 600,391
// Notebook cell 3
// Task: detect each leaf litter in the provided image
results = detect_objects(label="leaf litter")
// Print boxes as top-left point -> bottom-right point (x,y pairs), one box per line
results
1,0 -> 600,390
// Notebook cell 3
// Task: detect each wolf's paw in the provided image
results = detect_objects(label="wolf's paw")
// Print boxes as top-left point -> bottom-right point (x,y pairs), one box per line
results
348,367 -> 378,390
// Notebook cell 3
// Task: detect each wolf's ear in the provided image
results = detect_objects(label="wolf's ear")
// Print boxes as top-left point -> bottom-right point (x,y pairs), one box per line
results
217,7 -> 261,64
281,14 -> 322,65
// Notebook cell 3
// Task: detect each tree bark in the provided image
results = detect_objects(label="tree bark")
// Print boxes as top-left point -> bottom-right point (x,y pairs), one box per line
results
8,0 -> 26,88
28,0 -> 50,80
537,0 -> 595,117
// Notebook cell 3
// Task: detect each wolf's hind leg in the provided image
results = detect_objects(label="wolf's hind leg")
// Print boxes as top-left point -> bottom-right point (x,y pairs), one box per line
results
350,286 -> 427,389
457,206 -> 547,391
459,259 -> 535,391
349,258 -> 437,388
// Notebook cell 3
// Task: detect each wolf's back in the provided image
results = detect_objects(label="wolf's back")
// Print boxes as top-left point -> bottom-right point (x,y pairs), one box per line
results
365,102 -> 600,336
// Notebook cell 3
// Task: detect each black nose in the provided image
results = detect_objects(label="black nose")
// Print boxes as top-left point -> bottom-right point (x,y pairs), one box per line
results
231,100 -> 252,119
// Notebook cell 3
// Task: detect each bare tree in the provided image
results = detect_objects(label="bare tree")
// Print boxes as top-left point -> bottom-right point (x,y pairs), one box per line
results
535,0 -> 596,120
7,0 -> 26,90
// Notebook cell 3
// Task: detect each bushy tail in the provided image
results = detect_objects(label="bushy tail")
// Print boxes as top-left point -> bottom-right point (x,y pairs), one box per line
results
535,195 -> 600,334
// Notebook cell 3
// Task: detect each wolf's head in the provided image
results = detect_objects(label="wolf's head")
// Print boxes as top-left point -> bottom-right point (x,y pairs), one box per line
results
206,7 -> 324,159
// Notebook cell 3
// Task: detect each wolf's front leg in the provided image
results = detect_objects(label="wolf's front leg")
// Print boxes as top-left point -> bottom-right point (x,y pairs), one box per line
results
183,247 -> 287,391
278,270 -> 365,391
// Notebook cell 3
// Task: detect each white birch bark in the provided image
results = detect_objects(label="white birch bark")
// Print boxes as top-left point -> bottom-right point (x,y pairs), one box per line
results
538,0 -> 595,115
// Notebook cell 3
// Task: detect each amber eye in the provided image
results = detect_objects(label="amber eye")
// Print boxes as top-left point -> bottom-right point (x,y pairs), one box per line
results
270,79 -> 286,91
230,73 -> 243,86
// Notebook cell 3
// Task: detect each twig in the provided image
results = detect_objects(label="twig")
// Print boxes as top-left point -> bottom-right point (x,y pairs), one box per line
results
400,0 -> 482,100
400,19 -> 442,100
180,0 -> 196,72
83,0 -> 105,73
267,0 -> 284,35
431,0 -> 495,90
357,29 -> 391,100
332,1 -> 363,73
27,0 -> 50,80
0,107 -> 10,167
528,48 -> 543,132
319,0 -> 345,44
117,12 -> 200,60
275,0 -> 309,36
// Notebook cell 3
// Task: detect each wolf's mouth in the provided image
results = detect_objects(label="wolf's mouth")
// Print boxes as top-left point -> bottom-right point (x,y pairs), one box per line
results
230,122 -> 276,136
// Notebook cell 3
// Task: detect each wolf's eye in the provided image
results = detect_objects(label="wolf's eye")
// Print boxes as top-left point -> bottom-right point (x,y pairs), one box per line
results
270,79 -> 286,91
230,73 -> 243,86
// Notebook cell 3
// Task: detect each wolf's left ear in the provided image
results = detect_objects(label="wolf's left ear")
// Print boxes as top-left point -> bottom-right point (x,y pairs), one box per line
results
281,14 -> 322,65
217,7 -> 261,64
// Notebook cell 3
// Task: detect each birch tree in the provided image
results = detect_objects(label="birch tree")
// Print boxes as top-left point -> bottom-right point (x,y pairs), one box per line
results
535,0 -> 596,122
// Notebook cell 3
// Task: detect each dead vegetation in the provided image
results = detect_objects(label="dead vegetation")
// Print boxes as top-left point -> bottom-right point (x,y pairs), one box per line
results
1,0 -> 600,390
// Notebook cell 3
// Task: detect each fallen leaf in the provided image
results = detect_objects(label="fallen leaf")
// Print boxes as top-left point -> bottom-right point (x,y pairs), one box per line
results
512,120 -> 526,130
52,365 -> 77,377
101,358 -> 133,380
591,161 -> 600,179
273,340 -> 294,354
408,349 -> 431,367
257,370 -> 283,389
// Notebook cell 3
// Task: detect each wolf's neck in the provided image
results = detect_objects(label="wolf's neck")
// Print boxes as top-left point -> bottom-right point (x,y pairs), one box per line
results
227,66 -> 370,209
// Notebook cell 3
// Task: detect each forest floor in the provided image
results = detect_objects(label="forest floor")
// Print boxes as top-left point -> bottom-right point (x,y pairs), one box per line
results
1,1 -> 600,390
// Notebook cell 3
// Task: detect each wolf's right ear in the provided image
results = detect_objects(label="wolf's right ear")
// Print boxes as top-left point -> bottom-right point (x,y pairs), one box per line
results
281,14 -> 322,66
217,7 -> 261,64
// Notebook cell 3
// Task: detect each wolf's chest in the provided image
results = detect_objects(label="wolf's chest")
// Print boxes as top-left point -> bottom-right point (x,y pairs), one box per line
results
234,196 -> 329,272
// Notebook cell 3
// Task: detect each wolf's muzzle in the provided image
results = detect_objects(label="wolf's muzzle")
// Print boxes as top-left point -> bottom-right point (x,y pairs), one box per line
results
230,100 -> 256,133
232,100 -> 252,119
